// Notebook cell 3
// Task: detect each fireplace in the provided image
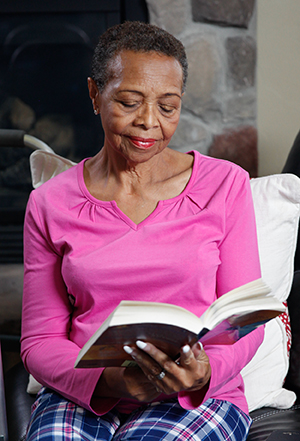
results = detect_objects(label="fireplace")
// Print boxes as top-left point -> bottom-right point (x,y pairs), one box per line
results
0,0 -> 148,263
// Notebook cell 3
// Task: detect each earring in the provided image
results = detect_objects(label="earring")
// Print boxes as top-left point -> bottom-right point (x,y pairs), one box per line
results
94,109 -> 98,115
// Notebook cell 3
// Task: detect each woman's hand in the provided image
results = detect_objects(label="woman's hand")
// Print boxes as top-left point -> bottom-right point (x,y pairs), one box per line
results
123,340 -> 211,396
94,365 -> 162,402
94,341 -> 211,402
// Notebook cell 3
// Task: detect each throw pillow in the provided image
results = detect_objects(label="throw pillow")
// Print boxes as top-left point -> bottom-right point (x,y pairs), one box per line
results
242,173 -> 300,411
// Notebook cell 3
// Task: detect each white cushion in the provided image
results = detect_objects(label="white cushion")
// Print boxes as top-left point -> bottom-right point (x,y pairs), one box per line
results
30,150 -> 76,189
27,374 -> 43,395
242,173 -> 300,411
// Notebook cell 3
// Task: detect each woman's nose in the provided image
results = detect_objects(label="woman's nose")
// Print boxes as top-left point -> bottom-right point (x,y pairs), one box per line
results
133,104 -> 159,129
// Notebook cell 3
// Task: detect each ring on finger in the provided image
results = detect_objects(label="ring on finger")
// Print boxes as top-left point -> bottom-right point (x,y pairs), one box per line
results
156,370 -> 166,380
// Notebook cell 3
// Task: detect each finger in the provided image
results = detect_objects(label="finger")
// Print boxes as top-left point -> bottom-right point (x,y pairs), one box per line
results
191,341 -> 204,359
135,340 -> 173,369
123,345 -> 135,356
180,345 -> 196,367
124,343 -> 164,378
133,341 -> 181,391
123,348 -> 164,391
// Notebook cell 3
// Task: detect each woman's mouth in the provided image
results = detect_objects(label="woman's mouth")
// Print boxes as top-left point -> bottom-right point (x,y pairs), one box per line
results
127,136 -> 157,149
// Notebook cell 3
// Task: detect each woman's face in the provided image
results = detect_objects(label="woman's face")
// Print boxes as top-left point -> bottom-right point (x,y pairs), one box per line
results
89,50 -> 184,164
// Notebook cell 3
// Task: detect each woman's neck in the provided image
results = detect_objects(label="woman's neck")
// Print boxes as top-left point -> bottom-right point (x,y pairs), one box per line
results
85,146 -> 174,192
83,147 -> 194,224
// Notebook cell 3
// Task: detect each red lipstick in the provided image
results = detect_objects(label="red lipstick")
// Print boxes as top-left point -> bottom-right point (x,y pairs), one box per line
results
128,136 -> 156,149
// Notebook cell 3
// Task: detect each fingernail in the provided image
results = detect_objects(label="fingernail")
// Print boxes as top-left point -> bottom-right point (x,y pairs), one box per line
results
136,340 -> 147,350
197,342 -> 204,351
182,345 -> 190,353
123,345 -> 133,354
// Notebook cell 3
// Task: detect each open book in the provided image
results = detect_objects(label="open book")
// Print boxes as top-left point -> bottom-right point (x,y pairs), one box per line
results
75,278 -> 284,368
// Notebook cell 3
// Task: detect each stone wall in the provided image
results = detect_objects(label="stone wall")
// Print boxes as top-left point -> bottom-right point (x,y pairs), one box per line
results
146,0 -> 258,176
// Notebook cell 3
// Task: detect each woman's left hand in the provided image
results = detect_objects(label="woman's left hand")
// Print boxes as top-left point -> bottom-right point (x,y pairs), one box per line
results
123,340 -> 211,395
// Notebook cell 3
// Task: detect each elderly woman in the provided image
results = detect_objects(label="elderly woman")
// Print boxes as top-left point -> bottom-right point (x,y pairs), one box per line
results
21,21 -> 263,441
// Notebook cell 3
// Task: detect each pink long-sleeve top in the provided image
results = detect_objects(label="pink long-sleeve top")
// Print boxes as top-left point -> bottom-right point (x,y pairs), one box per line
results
21,150 -> 263,416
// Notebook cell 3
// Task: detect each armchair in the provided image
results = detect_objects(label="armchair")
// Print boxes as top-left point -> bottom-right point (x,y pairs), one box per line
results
1,129 -> 300,441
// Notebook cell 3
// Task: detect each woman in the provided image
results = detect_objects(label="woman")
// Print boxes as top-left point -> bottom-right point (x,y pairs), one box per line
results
21,21 -> 263,440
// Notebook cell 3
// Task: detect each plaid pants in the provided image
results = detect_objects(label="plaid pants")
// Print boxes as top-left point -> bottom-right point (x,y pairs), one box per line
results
26,388 -> 252,441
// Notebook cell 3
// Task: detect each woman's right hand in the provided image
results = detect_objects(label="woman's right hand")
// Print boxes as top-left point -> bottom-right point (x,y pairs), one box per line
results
94,366 -> 162,402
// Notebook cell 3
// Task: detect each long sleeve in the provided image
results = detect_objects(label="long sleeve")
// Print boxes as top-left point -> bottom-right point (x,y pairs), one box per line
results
179,169 -> 263,412
21,193 -> 119,414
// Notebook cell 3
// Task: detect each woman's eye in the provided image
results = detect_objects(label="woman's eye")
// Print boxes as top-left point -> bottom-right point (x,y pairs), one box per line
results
160,105 -> 176,114
120,101 -> 137,108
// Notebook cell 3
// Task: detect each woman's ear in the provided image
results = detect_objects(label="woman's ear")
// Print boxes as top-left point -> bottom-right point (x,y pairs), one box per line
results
87,77 -> 101,115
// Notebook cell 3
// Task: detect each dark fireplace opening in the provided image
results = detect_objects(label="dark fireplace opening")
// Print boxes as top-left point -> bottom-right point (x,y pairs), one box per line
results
0,0 -> 148,263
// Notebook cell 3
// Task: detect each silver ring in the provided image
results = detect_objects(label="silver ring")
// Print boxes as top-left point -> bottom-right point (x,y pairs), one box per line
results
156,370 -> 166,380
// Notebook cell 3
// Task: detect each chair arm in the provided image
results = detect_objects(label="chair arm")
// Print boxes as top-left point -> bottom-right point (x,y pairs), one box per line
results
0,343 -> 8,441
4,362 -> 36,441
248,403 -> 300,440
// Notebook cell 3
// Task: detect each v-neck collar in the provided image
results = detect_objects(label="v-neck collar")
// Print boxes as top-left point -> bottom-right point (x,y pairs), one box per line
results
78,151 -> 199,230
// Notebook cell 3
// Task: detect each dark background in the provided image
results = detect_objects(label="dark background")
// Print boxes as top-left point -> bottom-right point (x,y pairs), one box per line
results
0,0 -> 148,263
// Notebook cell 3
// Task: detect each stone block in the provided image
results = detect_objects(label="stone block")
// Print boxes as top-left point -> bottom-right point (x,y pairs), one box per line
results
146,0 -> 188,35
225,93 -> 256,123
170,112 -> 208,152
208,125 -> 258,177
226,36 -> 256,90
182,36 -> 221,119
192,0 -> 255,28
